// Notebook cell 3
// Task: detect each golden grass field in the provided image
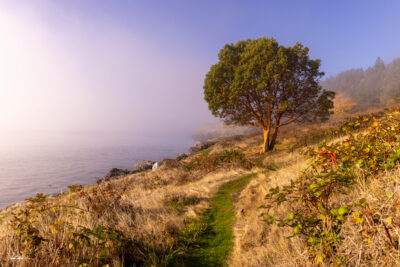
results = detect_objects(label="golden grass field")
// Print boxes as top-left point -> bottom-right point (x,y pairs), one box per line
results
1,108 -> 400,266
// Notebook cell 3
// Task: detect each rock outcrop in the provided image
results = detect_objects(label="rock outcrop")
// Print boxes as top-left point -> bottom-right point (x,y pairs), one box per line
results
175,153 -> 188,161
152,161 -> 163,170
189,141 -> 217,154
189,135 -> 245,154
134,160 -> 155,171
103,168 -> 134,181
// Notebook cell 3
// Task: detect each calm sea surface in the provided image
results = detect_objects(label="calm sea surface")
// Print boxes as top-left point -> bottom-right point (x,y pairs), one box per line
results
0,136 -> 193,209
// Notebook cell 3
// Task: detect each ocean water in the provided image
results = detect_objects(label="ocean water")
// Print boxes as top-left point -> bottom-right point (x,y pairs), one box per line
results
0,136 -> 193,209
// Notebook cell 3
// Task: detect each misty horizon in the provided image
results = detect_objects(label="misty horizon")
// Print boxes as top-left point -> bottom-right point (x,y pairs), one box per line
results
1,1 -> 400,148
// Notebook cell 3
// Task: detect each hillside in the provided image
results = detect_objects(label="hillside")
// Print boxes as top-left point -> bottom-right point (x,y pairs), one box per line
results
0,107 -> 399,266
322,57 -> 400,109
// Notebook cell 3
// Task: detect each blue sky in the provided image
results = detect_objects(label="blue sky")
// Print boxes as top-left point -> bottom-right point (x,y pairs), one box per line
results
0,1 -> 399,145
45,0 -> 400,76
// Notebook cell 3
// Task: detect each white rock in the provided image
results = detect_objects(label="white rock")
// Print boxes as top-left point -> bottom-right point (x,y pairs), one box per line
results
152,161 -> 163,170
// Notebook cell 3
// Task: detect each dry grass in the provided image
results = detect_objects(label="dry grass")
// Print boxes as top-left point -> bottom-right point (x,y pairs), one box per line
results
230,145 -> 400,267
229,109 -> 400,266
0,168 -> 252,266
0,108 -> 396,266
335,167 -> 400,266
229,151 -> 308,267
0,135 -> 257,266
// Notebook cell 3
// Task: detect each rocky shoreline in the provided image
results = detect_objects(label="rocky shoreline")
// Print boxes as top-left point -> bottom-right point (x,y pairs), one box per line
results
0,135 -> 246,212
100,153 -> 188,182
100,135 -> 245,182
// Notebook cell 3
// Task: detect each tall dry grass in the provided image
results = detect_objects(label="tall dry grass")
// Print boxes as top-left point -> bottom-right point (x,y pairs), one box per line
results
230,109 -> 400,266
0,138 -> 256,266
229,151 -> 308,267
0,108 -> 394,266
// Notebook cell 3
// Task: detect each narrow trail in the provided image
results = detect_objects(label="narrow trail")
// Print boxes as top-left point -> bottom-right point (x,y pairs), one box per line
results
181,173 -> 258,267
179,152 -> 304,266
229,153 -> 307,266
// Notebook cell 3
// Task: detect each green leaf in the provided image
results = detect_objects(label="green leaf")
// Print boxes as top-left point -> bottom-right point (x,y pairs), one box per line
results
338,206 -> 348,215
98,250 -> 107,259
337,215 -> 346,221
330,208 -> 338,216
316,253 -> 325,264
309,184 -> 318,190
263,214 -> 275,224
293,224 -> 302,234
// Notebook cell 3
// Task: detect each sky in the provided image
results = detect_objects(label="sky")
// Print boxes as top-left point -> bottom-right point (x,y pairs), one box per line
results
1,0 -> 400,147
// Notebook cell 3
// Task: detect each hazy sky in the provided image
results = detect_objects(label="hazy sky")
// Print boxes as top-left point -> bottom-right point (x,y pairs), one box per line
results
1,0 -> 400,146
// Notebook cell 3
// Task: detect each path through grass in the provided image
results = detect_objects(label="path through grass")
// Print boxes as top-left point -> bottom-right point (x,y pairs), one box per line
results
178,173 -> 258,266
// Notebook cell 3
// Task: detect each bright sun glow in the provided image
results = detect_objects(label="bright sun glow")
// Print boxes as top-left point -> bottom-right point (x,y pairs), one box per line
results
0,4 -> 210,147
0,8 -> 90,136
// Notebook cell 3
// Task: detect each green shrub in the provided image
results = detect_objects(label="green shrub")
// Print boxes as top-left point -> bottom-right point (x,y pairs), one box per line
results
264,111 -> 400,264
10,191 -> 138,265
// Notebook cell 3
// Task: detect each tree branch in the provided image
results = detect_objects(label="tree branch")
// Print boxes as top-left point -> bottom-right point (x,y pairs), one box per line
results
243,120 -> 264,129
278,111 -> 309,127
245,96 -> 266,128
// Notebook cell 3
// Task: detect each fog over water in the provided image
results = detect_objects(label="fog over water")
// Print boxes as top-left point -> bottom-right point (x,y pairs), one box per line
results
0,135 -> 193,208
0,2 -> 216,207
1,1 -> 400,207
0,3 -> 215,143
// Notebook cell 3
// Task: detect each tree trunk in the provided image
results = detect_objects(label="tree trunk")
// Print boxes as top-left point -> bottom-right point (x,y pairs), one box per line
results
268,126 -> 279,151
262,129 -> 270,153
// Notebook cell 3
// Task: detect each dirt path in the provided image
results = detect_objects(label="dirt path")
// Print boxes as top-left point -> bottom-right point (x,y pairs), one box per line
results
229,153 -> 306,266
177,152 -> 306,267
181,173 -> 258,266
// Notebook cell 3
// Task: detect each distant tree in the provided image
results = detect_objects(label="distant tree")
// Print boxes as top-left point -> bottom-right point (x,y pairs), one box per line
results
321,57 -> 400,109
203,37 -> 335,152
381,58 -> 400,105
322,69 -> 364,98
354,57 -> 385,105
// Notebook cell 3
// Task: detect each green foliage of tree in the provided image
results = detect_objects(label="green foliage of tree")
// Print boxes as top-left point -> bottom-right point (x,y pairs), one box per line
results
203,37 -> 335,152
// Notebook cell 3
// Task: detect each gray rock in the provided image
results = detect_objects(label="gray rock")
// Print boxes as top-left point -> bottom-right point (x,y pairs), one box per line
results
189,141 -> 217,154
175,153 -> 188,161
103,168 -> 132,181
152,161 -> 163,170
135,160 -> 155,171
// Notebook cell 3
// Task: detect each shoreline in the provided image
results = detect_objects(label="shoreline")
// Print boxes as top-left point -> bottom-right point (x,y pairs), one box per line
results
0,134 -> 246,213
0,140 -> 198,212
0,135 -> 237,212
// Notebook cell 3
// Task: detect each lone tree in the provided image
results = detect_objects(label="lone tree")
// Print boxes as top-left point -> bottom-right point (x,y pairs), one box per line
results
204,37 -> 335,152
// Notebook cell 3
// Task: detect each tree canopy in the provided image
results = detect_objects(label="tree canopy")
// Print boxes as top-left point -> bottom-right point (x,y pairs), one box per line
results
204,37 -> 335,152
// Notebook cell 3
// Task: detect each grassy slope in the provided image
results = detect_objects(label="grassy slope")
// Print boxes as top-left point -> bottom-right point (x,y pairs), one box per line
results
1,108 -> 397,266
230,108 -> 400,266
181,173 -> 257,266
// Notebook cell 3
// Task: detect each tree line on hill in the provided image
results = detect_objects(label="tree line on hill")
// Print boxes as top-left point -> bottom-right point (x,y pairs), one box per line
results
322,57 -> 400,109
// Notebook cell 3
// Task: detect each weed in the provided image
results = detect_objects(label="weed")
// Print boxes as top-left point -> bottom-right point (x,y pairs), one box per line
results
264,110 -> 400,264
